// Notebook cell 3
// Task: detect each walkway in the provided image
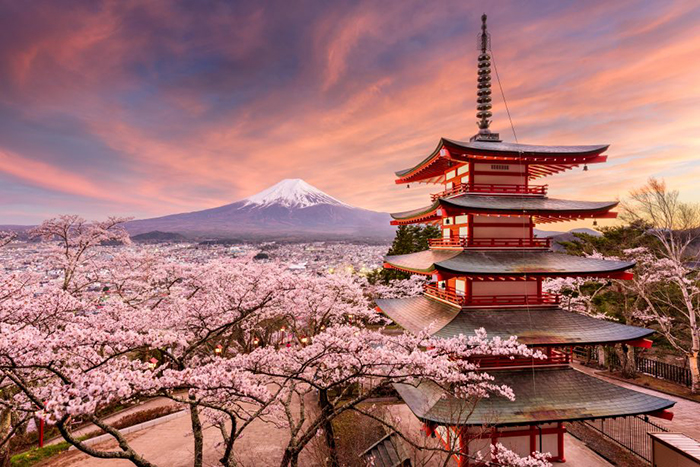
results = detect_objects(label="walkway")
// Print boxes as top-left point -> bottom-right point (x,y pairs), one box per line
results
573,362 -> 700,440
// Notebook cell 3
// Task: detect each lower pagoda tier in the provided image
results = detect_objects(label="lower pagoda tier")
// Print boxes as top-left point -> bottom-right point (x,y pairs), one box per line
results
395,367 -> 675,427
376,296 -> 654,346
384,249 -> 634,277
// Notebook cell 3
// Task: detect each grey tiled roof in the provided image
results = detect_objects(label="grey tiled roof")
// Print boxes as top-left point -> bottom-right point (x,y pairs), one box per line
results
436,250 -> 633,275
395,367 -> 674,426
396,137 -> 608,177
384,249 -> 460,274
384,250 -> 634,276
360,432 -> 410,467
391,201 -> 439,220
376,295 -> 654,345
440,195 -> 618,214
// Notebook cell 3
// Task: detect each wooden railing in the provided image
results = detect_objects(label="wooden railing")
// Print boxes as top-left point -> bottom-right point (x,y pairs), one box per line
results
424,283 -> 468,306
424,283 -> 560,307
473,349 -> 571,369
428,237 -> 551,249
431,183 -> 547,200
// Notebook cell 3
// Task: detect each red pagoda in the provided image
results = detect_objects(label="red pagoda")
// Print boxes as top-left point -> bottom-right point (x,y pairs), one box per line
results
376,15 -> 675,465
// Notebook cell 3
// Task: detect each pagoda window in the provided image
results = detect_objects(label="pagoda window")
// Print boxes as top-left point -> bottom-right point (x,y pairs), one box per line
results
457,165 -> 469,176
472,215 -> 530,240
455,215 -> 468,225
458,226 -> 469,237
472,162 -> 527,186
455,279 -> 466,296
445,181 -> 454,190
443,217 -> 453,225
442,229 -> 451,239
446,169 -> 457,180
471,280 -> 537,297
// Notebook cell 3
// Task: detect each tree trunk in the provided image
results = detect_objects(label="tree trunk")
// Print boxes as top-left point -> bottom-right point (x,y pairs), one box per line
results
689,352 -> 700,394
219,416 -> 237,467
189,400 -> 204,467
279,448 -> 299,467
613,344 -> 636,379
624,345 -> 637,379
0,410 -> 10,467
318,389 -> 339,467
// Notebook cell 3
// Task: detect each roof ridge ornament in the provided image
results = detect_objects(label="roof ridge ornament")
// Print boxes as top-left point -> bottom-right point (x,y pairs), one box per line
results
471,14 -> 501,143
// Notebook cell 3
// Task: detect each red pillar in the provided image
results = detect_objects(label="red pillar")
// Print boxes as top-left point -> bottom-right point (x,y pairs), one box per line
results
557,422 -> 566,462
39,418 -> 44,448
529,424 -> 537,456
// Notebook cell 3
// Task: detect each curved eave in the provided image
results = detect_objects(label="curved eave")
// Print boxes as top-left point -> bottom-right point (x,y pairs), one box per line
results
396,367 -> 675,427
376,295 -> 654,346
434,251 -> 635,278
440,196 -> 619,223
390,201 -> 441,225
442,138 -> 609,158
383,249 -> 460,275
395,138 -> 609,184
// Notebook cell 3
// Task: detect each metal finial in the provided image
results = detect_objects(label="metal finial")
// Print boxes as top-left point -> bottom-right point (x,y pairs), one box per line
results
480,14 -> 489,53
476,14 -> 492,133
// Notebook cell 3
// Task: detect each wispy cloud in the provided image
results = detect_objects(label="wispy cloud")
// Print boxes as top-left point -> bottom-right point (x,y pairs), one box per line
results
0,0 -> 699,224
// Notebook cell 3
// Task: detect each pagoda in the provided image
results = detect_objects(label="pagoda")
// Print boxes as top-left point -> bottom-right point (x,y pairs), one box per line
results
376,15 -> 675,465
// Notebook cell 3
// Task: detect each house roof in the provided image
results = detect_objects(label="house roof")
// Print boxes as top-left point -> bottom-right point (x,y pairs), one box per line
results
440,195 -> 618,215
395,138 -> 609,183
376,295 -> 654,345
384,250 -> 634,277
395,367 -> 674,426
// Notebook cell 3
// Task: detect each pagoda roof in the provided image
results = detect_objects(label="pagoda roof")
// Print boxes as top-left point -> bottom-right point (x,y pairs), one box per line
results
383,249 -> 461,274
395,138 -> 609,184
395,367 -> 674,426
385,250 -> 634,277
391,195 -> 618,224
376,295 -> 654,345
441,195 -> 618,216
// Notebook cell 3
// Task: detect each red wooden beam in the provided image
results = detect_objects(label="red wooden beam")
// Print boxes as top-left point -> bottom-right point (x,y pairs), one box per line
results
649,409 -> 674,421
625,338 -> 653,348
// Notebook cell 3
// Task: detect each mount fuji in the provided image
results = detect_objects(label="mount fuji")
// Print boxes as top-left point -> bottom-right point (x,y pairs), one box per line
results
125,179 -> 394,241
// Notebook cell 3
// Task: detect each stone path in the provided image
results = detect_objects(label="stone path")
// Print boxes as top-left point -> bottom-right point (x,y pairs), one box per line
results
44,397 -> 181,447
573,363 -> 700,440
45,365 -> 700,466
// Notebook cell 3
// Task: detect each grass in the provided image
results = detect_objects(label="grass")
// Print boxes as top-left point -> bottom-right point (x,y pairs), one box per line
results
10,441 -> 72,467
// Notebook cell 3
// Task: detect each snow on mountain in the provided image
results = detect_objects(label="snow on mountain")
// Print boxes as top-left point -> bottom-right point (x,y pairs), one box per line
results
243,179 -> 348,209
125,179 -> 393,240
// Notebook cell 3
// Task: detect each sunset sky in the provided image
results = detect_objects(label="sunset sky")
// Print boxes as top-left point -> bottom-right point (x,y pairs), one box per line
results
1,0 -> 699,226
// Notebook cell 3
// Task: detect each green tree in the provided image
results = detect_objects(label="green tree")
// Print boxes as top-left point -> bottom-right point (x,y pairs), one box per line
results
367,225 -> 440,284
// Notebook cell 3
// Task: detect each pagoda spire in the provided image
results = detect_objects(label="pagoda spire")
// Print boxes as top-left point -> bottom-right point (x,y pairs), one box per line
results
471,14 -> 500,142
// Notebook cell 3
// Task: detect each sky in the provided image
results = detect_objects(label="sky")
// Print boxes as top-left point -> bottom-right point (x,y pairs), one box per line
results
1,0 -> 700,226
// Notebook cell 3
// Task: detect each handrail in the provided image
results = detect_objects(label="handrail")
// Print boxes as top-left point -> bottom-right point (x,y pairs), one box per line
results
431,183 -> 547,200
428,237 -> 551,249
424,283 -> 560,307
474,350 -> 571,369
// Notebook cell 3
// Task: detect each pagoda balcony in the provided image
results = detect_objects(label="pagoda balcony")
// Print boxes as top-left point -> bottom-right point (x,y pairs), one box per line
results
431,183 -> 547,201
472,348 -> 572,369
424,283 -> 560,307
428,237 -> 551,250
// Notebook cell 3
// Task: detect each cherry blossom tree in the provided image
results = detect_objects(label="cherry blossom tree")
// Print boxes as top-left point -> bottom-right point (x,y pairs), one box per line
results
0,216 -> 549,467
620,178 -> 700,392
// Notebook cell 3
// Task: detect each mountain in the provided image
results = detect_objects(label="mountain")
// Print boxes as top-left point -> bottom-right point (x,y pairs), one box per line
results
125,179 -> 394,241
534,227 -> 602,238
534,227 -> 603,252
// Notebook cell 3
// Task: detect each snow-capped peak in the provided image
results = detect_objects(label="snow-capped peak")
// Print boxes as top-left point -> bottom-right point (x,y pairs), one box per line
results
243,179 -> 348,209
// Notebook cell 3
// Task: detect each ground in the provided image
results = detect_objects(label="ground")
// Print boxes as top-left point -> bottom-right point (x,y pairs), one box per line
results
37,366 -> 700,467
